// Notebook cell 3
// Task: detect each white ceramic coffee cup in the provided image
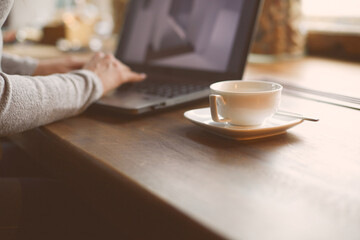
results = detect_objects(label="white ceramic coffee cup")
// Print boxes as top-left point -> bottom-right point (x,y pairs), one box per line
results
209,80 -> 282,126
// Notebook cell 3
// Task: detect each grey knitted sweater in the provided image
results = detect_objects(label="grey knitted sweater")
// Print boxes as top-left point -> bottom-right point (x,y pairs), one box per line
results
0,0 -> 103,136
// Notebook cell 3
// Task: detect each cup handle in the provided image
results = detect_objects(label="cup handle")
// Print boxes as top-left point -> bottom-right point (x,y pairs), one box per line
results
209,94 -> 229,123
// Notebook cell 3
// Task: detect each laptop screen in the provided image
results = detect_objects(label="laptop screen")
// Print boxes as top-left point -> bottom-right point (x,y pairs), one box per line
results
116,0 -> 262,80
117,0 -> 246,73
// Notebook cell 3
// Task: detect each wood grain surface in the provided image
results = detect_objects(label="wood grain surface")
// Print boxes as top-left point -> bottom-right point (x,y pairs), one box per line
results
8,49 -> 360,240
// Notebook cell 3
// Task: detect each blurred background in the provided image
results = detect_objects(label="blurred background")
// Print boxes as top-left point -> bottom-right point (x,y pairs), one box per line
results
2,0 -> 360,61
3,0 -> 127,52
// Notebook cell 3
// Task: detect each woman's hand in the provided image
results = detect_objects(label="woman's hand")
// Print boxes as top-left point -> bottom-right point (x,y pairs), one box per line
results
33,56 -> 87,76
83,52 -> 146,96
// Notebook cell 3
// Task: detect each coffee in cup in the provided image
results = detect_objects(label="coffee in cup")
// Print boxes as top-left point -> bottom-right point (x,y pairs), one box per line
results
209,80 -> 282,126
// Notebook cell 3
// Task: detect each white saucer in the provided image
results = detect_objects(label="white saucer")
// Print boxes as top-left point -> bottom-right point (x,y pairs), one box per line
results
184,108 -> 304,140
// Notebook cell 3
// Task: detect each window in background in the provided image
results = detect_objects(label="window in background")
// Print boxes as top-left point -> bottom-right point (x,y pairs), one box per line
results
303,0 -> 359,18
302,0 -> 360,61
302,0 -> 360,33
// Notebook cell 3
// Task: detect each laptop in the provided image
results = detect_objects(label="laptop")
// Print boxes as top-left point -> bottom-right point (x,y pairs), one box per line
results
96,0 -> 263,114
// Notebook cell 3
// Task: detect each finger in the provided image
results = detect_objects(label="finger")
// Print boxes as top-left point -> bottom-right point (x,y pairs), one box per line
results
125,71 -> 147,83
107,54 -> 124,65
104,53 -> 112,60
116,60 -> 131,72
93,52 -> 105,61
117,61 -> 131,71
84,52 -> 104,69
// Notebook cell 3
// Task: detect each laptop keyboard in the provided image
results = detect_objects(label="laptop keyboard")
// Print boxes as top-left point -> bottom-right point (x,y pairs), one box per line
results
120,79 -> 210,98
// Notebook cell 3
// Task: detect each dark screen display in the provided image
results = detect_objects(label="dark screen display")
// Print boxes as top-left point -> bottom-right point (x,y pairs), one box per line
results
119,0 -> 244,73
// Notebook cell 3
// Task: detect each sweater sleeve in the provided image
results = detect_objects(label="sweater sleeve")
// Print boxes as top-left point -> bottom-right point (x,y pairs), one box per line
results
1,53 -> 39,75
0,69 -> 103,136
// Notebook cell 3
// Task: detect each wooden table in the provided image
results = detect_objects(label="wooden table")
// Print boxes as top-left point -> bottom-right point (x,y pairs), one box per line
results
8,47 -> 360,240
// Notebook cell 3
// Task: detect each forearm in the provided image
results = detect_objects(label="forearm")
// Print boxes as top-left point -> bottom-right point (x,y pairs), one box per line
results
1,53 -> 39,75
0,70 -> 102,136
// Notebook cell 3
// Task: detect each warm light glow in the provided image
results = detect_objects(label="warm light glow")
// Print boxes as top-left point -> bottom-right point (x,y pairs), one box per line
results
302,0 -> 360,18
